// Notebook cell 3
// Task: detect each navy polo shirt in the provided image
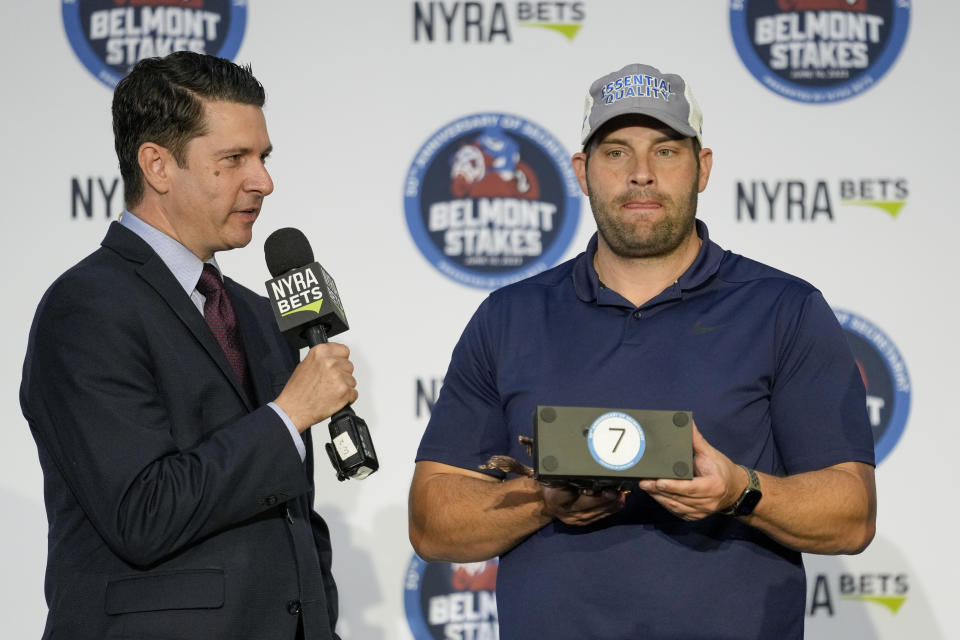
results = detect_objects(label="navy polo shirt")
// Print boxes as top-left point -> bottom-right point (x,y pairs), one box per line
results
416,220 -> 874,640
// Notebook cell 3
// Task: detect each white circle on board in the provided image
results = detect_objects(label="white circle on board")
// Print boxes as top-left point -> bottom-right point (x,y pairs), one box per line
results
587,412 -> 645,471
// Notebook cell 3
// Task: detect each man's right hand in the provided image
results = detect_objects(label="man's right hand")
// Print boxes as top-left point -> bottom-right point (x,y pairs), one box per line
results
540,485 -> 625,526
409,461 -> 627,563
274,342 -> 358,433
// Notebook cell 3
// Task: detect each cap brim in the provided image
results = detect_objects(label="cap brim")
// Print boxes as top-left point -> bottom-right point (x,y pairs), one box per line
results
583,104 -> 699,147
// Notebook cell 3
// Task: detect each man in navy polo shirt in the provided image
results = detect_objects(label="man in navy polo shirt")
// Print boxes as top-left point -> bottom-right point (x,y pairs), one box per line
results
408,63 -> 876,639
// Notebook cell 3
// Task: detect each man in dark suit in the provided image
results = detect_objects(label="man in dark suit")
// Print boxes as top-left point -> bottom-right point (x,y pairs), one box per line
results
20,52 -> 354,639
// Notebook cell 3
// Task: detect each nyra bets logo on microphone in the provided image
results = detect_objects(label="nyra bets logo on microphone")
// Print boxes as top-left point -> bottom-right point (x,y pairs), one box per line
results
62,0 -> 247,88
729,0 -> 910,103
405,113 -> 581,289
405,554 -> 499,640
834,309 -> 910,464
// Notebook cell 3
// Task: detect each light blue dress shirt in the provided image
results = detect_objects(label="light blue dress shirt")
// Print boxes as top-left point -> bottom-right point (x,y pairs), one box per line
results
119,211 -> 306,461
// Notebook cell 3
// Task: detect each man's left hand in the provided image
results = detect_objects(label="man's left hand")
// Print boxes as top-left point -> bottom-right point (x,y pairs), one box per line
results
638,422 -> 745,521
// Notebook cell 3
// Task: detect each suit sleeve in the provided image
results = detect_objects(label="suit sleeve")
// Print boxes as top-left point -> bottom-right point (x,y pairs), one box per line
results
300,425 -> 340,631
21,274 -> 311,567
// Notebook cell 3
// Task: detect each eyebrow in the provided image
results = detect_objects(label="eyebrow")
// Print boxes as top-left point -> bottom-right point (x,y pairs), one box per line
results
215,144 -> 274,157
599,133 -> 683,147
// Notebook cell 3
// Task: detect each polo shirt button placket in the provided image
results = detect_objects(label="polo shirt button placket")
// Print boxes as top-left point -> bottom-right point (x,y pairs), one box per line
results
633,310 -> 642,319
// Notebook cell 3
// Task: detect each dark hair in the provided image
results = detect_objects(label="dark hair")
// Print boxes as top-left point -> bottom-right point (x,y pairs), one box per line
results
112,51 -> 266,208
583,114 -> 701,173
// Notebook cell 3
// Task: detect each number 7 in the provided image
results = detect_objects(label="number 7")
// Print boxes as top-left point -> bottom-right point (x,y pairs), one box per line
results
610,427 -> 625,452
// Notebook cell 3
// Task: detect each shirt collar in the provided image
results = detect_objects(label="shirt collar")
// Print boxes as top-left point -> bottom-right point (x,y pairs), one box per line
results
119,211 -> 221,295
572,219 -> 724,304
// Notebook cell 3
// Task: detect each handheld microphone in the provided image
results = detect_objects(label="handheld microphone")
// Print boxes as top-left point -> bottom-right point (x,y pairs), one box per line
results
264,227 -> 379,481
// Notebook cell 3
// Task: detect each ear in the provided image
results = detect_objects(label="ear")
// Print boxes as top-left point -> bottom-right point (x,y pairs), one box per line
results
697,147 -> 713,193
137,142 -> 172,196
571,152 -> 589,196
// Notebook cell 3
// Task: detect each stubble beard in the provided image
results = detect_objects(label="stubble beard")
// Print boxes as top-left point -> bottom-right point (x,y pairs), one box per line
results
589,172 -> 700,259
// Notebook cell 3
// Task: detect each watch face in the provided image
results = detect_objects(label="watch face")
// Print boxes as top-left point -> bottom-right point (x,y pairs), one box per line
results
736,488 -> 762,516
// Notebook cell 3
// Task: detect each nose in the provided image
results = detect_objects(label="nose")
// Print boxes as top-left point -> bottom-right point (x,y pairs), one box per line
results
627,155 -> 654,187
246,161 -> 274,197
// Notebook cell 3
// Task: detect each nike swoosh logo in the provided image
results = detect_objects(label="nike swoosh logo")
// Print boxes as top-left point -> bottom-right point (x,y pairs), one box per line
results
693,322 -> 727,335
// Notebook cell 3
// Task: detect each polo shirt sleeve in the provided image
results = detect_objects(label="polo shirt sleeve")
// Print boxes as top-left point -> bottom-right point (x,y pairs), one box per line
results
769,289 -> 876,474
415,297 -> 510,475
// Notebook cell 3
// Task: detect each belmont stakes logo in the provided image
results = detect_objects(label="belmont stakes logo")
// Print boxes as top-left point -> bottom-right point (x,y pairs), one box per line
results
404,555 -> 499,639
62,0 -> 248,88
834,309 -> 910,464
404,113 -> 581,289
729,0 -> 910,103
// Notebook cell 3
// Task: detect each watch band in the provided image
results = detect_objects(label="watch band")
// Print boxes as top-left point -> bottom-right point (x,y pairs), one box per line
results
720,465 -> 762,516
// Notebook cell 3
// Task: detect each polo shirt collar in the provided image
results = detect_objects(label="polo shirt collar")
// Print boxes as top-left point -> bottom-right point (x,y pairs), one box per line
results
573,219 -> 724,305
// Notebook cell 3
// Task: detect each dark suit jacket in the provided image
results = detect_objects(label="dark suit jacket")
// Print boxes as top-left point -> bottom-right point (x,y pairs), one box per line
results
21,223 -> 340,640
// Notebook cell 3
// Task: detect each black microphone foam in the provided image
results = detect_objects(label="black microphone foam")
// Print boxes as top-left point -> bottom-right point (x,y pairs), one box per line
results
264,227 -> 314,277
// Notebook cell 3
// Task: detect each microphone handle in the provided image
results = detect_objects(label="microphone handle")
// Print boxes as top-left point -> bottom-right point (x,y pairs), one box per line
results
301,321 -> 376,480
302,324 -> 356,420
304,323 -> 329,347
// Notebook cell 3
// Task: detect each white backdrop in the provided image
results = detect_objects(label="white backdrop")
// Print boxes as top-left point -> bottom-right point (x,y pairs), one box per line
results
2,2 -> 957,638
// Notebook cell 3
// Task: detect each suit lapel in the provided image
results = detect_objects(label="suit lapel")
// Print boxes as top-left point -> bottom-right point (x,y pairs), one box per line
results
228,279 -> 306,451
226,281 -> 274,408
102,223 -> 254,411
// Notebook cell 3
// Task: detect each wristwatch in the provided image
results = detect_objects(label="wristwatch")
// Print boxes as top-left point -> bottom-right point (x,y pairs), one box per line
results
720,465 -> 762,516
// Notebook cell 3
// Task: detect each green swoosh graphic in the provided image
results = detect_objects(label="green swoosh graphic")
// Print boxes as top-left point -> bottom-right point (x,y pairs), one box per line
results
281,299 -> 323,317
517,22 -> 582,41
840,595 -> 907,614
841,200 -> 906,218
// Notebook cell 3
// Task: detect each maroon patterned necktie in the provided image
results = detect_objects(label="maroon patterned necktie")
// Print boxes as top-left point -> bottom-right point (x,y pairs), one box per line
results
196,263 -> 252,398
